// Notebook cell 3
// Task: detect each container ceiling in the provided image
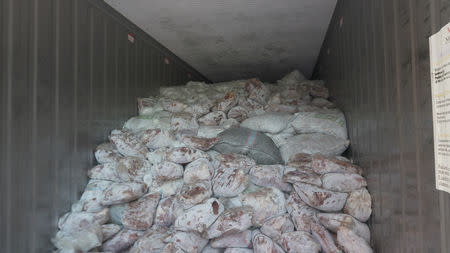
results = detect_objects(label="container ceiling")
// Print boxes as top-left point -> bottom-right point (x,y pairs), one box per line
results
104,0 -> 337,83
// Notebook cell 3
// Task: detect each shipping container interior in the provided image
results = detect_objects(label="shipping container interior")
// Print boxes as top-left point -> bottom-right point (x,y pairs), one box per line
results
1,0 -> 449,252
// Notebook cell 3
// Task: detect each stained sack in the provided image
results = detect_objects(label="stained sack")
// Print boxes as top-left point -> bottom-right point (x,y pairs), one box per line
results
290,109 -> 348,139
213,127 -> 282,165
280,133 -> 349,163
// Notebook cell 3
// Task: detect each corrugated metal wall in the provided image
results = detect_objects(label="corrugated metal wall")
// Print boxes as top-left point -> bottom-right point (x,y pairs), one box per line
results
0,0 -> 208,252
314,0 -> 450,252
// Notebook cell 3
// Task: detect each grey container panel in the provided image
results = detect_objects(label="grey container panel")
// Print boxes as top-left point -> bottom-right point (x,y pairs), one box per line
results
314,0 -> 449,252
0,0 -> 5,250
0,0 -> 208,252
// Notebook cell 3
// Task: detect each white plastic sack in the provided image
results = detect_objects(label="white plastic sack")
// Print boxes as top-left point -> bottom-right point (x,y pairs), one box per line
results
53,224 -> 103,252
170,112 -> 199,136
138,97 -> 165,116
160,83 -> 211,102
212,79 -> 249,98
123,112 -> 172,132
277,70 -> 306,86
245,79 -> 270,105
240,112 -> 293,134
280,133 -> 349,163
239,97 -> 266,117
160,81 -> 231,103
290,109 -> 348,139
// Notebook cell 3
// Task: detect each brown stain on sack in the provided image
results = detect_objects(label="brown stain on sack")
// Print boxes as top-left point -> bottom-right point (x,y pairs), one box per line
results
212,201 -> 219,215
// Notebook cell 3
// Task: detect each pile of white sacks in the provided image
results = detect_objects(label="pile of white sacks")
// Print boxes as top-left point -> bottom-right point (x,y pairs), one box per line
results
53,70 -> 373,253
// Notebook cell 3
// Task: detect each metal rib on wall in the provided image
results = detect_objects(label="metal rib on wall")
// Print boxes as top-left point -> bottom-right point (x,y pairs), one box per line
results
0,0 -> 208,252
314,0 -> 450,252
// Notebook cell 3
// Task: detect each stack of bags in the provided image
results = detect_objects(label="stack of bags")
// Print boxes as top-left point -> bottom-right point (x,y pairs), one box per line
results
52,70 -> 373,253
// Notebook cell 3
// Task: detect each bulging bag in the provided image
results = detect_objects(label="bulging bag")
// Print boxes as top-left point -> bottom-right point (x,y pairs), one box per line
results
279,133 -> 349,163
290,109 -> 348,139
123,112 -> 172,132
240,112 -> 293,134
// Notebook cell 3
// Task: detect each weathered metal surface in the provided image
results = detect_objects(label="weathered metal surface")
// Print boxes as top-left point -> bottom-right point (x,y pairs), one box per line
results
314,1 -> 450,252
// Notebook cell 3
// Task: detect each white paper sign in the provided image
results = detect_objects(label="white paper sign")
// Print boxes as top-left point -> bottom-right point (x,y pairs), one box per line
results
430,22 -> 450,194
